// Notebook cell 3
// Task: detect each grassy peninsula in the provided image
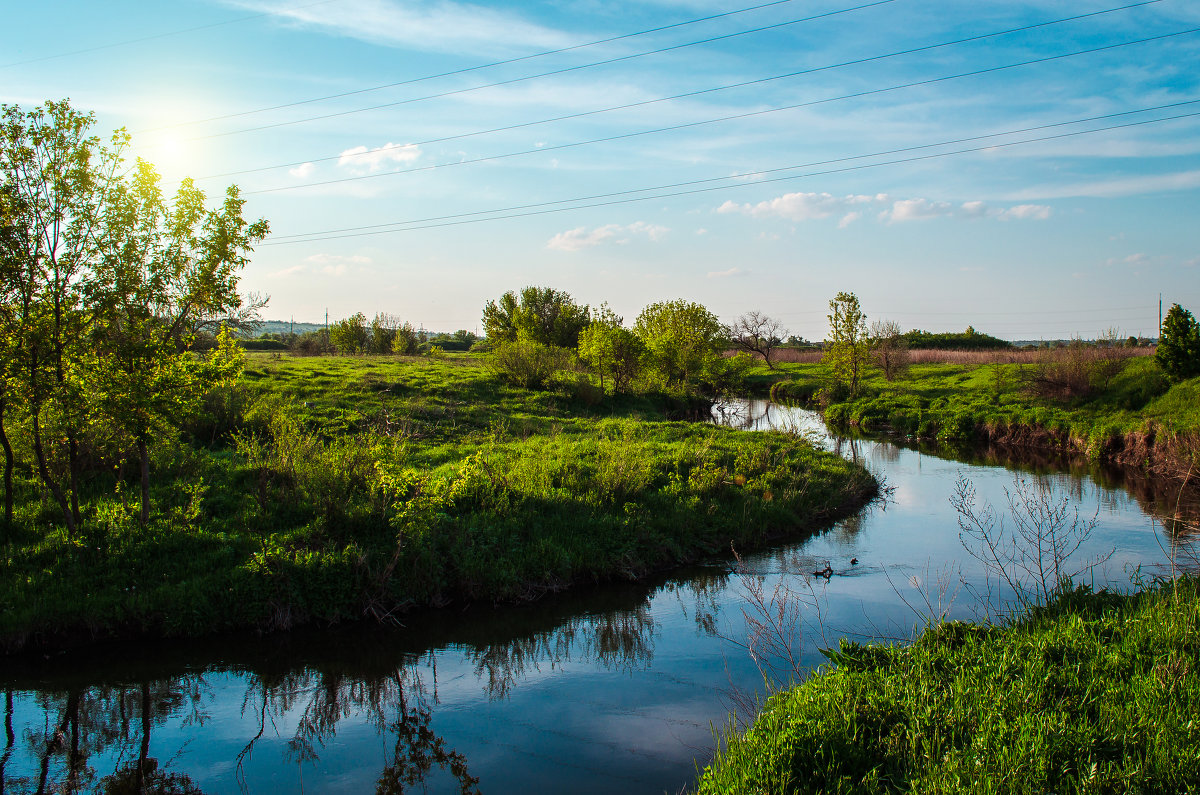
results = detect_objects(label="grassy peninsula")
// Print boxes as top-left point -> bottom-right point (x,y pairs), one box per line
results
0,353 -> 876,653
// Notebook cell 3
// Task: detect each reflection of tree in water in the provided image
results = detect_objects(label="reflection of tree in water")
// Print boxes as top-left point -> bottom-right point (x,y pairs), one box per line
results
468,603 -> 656,700
3,676 -> 209,795
237,662 -> 479,794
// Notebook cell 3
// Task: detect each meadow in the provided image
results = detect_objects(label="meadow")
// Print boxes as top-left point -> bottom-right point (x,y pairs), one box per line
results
0,352 -> 876,653
757,350 -> 1199,473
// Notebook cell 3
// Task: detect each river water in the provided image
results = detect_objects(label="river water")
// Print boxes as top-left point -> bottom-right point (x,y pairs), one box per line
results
1,401 -> 1195,794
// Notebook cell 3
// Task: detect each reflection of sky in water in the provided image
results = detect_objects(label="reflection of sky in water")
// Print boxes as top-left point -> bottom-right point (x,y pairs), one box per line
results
3,402 -> 1195,794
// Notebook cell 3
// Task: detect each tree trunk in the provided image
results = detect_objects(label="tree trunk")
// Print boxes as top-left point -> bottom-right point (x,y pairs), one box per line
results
31,412 -> 75,538
139,437 -> 150,526
138,681 -> 151,789
0,398 -> 14,526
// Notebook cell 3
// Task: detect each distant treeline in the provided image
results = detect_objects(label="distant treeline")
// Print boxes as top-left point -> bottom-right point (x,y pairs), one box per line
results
904,326 -> 1011,350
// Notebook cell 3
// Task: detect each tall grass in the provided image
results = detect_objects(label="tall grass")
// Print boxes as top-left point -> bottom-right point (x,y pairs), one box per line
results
696,578 -> 1200,794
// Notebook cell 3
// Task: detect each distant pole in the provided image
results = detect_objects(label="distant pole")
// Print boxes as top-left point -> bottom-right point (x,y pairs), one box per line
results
1159,293 -> 1162,339
325,309 -> 329,354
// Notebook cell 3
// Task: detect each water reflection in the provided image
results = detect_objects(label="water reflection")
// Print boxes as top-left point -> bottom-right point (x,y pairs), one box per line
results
3,401 -> 1195,794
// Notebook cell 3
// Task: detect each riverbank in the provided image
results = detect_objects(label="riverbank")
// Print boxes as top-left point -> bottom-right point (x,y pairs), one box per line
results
755,357 -> 1200,477
697,577 -> 1200,793
1,354 -> 876,655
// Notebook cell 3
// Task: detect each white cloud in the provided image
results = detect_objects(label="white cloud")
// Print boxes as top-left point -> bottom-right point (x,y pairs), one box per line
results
884,198 -> 954,223
707,267 -> 745,278
270,264 -> 307,277
719,191 -> 884,222
837,211 -> 861,229
338,142 -> 420,174
546,222 -> 668,251
961,200 -> 988,218
998,204 -> 1052,221
288,162 -> 315,178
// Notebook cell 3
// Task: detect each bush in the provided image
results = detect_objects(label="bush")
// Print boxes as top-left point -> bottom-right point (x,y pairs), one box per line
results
487,340 -> 575,389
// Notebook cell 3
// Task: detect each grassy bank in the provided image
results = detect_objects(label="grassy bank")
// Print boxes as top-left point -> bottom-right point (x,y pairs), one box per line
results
756,356 -> 1200,471
698,578 -> 1200,794
0,353 -> 876,653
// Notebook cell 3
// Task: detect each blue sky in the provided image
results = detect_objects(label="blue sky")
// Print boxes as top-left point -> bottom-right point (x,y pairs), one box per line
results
5,0 -> 1199,339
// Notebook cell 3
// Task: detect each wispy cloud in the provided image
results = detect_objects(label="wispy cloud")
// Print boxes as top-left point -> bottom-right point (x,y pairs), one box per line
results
707,267 -> 745,278
1009,169 -> 1200,200
225,0 -> 573,56
718,191 -> 885,222
288,162 -> 315,178
722,192 -> 1051,225
305,253 -> 372,275
546,222 -> 668,251
338,142 -> 420,174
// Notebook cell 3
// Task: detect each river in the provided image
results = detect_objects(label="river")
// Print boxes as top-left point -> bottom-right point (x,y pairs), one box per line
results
1,401 -> 1194,794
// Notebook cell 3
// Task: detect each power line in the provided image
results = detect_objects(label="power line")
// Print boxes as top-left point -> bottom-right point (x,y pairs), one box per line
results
200,0 -> 1167,181
262,99 -> 1200,242
256,109 -> 1200,245
139,0 -> 802,133
185,0 -> 905,141
0,0 -> 346,70
245,28 -> 1200,197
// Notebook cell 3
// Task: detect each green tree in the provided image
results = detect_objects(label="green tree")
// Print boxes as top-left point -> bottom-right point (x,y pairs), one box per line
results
633,299 -> 726,389
1,100 -> 125,535
482,286 -> 590,348
824,291 -> 871,398
391,321 -> 419,355
1156,303 -> 1200,381
578,304 -> 645,393
330,312 -> 368,354
86,158 -> 266,523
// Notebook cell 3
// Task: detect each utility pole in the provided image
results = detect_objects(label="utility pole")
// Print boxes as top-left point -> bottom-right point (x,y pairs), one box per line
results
325,308 -> 329,354
1159,293 -> 1163,340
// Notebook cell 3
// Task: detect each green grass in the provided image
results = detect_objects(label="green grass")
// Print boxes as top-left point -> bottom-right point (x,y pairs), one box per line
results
754,357 -> 1200,463
0,353 -> 876,652
698,579 -> 1200,794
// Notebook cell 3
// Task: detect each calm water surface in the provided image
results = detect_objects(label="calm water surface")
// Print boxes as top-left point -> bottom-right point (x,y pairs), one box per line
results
2,401 -> 1194,794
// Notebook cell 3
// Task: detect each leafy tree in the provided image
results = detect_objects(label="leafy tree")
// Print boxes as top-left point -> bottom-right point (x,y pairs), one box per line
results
634,299 -> 726,389
871,319 -> 909,382
727,310 -> 787,369
391,321 -> 419,355
330,312 -> 368,354
824,291 -> 871,398
578,304 -> 645,393
86,158 -> 265,523
1156,303 -> 1200,381
1,99 -> 125,535
482,286 -> 590,347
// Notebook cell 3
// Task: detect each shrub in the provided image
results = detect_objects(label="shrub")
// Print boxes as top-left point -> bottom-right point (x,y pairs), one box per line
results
487,340 -> 574,389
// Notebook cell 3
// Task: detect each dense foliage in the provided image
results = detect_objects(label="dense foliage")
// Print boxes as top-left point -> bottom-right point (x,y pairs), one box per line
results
1156,303 -> 1200,381
904,327 -> 1011,350
0,100 -> 266,531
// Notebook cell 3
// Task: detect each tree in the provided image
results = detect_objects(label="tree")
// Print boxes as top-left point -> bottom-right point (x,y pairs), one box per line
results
871,319 -> 909,382
1,100 -> 125,536
727,311 -> 787,369
577,304 -> 645,393
824,291 -> 871,398
330,312 -> 368,354
391,321 -> 419,355
482,286 -> 590,348
86,158 -> 266,523
1156,303 -> 1200,381
634,299 -> 726,389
